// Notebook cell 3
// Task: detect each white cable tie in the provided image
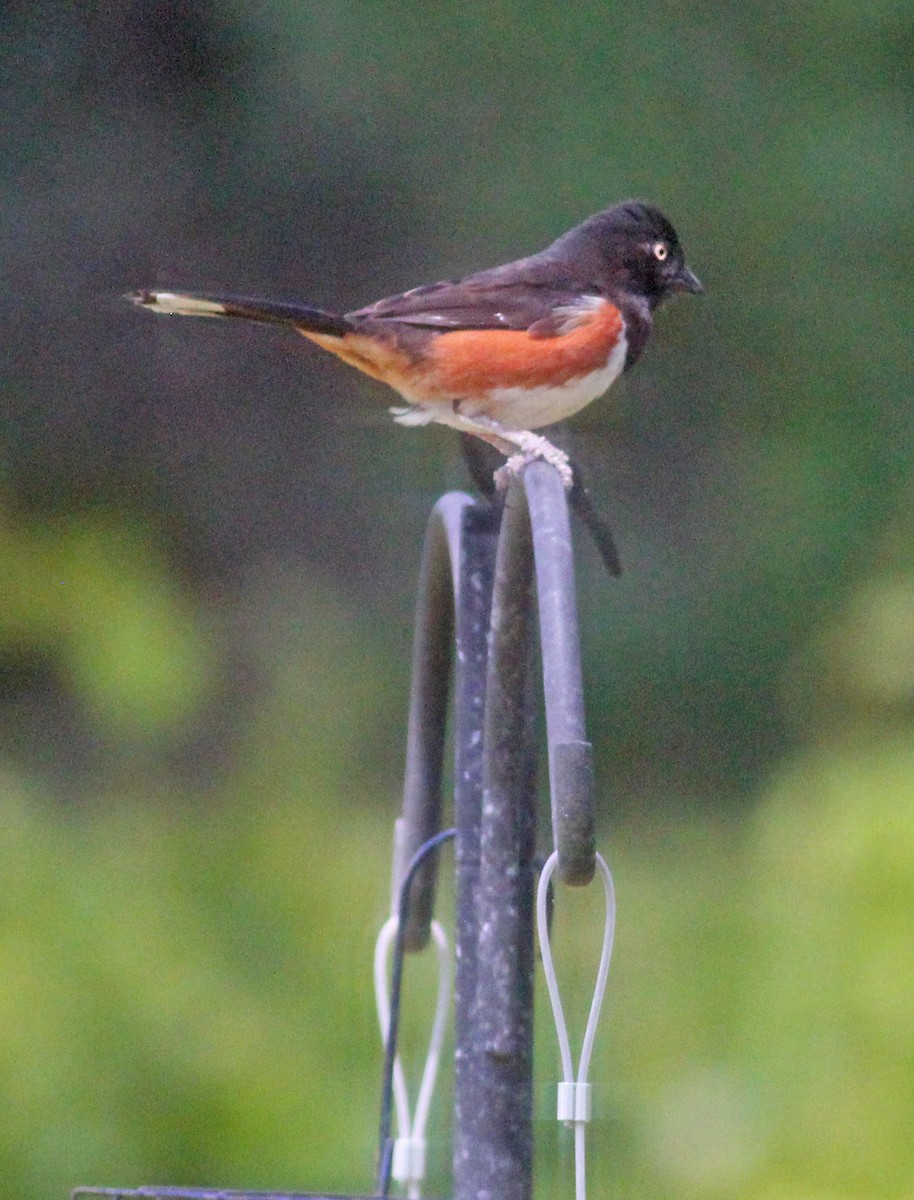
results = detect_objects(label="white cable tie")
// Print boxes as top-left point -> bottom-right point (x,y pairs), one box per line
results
537,850 -> 616,1200
373,913 -> 451,1198
556,1080 -> 592,1123
391,1135 -> 427,1186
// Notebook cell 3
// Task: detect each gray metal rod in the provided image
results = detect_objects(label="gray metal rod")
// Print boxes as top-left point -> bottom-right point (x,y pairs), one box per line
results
452,503 -> 501,1200
398,492 -> 474,950
455,481 -> 540,1200
524,463 -> 596,885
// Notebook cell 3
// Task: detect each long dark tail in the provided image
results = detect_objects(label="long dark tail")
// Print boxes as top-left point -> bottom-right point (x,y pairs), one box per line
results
127,289 -> 350,337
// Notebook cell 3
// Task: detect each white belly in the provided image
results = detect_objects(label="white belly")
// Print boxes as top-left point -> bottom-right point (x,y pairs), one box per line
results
489,347 -> 626,428
454,329 -> 627,430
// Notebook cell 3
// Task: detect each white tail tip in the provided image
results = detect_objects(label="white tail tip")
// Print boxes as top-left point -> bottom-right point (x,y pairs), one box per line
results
129,291 -> 228,318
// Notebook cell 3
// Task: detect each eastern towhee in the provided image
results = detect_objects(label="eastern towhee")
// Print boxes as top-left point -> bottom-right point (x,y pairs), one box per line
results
130,201 -> 701,491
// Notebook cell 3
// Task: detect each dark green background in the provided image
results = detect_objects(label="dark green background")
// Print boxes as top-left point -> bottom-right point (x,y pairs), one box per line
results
1,2 -> 912,1197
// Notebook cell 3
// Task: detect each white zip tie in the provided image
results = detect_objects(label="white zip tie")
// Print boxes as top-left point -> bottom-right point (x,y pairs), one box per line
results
374,821 -> 452,1198
537,850 -> 616,1200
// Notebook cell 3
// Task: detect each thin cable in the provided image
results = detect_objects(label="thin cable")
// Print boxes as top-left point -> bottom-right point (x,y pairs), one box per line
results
536,850 -> 616,1200
374,917 -> 451,1198
374,919 -> 412,1149
376,827 -> 456,1197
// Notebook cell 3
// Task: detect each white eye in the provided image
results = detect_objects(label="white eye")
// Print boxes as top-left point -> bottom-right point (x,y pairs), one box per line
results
652,241 -> 669,261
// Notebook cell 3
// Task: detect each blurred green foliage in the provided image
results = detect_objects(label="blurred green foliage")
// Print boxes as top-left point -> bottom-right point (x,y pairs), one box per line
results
3,733 -> 913,1199
0,508 -> 213,738
0,0 -> 913,1198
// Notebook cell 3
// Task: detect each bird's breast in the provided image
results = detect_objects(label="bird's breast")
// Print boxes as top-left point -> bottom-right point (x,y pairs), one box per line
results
425,297 -> 628,429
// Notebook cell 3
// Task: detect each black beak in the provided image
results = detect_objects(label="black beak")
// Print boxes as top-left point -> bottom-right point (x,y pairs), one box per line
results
672,264 -> 703,295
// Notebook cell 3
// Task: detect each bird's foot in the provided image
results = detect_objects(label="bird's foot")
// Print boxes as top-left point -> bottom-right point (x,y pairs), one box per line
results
493,434 -> 574,492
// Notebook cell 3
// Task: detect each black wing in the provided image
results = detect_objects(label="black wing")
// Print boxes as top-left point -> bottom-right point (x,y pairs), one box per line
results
348,253 -> 590,331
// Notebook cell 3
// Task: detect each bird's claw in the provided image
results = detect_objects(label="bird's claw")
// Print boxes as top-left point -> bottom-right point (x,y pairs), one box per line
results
493,445 -> 574,493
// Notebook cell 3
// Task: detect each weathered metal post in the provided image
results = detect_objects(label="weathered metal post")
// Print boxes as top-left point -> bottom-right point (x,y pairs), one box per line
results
451,463 -> 596,1200
453,483 -> 539,1200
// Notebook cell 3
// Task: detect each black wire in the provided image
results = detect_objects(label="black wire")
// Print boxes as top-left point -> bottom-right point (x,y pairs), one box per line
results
376,827 -> 457,1197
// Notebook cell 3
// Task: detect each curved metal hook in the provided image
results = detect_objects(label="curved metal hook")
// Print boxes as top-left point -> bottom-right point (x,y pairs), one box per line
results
399,464 -> 596,954
485,465 -> 596,886
523,463 -> 595,885
398,492 -> 475,950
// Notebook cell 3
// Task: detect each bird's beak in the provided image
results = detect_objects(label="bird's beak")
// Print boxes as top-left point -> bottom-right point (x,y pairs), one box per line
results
672,264 -> 703,294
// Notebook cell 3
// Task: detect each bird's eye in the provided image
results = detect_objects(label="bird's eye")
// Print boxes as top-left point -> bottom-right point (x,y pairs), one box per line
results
652,241 -> 669,261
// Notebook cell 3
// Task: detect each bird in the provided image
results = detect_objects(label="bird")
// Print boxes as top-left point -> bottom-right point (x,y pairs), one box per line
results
129,201 -> 701,489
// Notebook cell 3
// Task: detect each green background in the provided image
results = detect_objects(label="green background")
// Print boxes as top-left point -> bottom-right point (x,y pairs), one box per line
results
1,2 -> 912,1197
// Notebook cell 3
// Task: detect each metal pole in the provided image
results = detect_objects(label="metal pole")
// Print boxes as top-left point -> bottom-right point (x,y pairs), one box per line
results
452,503 -> 502,1200
454,482 -> 540,1200
396,465 -> 597,1200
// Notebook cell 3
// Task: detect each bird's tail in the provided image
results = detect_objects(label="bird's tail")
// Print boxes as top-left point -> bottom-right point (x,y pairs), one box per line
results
127,290 -> 350,337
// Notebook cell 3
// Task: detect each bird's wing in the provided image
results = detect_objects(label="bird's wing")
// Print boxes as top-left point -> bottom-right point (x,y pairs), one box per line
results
349,258 -> 593,332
